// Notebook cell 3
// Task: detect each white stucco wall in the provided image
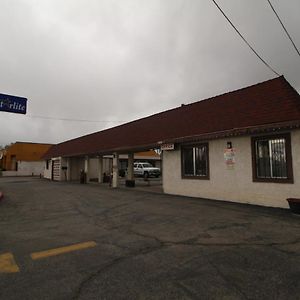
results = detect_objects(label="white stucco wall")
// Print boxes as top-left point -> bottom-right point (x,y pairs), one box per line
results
102,158 -> 112,175
163,130 -> 300,208
3,161 -> 45,177
44,160 -> 52,179
69,157 -> 85,181
88,158 -> 99,179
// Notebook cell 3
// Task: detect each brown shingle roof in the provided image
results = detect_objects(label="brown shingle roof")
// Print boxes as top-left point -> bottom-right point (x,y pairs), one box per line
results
44,76 -> 300,159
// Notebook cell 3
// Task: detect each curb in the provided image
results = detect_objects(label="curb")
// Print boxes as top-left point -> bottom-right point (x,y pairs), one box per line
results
0,191 -> 3,201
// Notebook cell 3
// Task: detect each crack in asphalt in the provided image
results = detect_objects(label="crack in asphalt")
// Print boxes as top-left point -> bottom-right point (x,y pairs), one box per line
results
127,229 -> 166,246
174,282 -> 200,300
207,257 -> 250,300
72,243 -> 166,300
71,197 -> 300,259
72,196 -> 141,223
127,229 -> 300,252
2,180 -> 300,300
72,227 -> 300,299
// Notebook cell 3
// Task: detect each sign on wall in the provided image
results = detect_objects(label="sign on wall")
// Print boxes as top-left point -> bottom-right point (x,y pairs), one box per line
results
161,143 -> 175,151
224,148 -> 235,169
0,93 -> 27,114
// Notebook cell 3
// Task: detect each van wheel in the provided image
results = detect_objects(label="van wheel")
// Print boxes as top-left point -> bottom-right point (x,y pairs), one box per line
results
144,172 -> 149,179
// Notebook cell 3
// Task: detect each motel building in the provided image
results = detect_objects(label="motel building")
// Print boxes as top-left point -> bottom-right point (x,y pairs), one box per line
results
43,76 -> 300,209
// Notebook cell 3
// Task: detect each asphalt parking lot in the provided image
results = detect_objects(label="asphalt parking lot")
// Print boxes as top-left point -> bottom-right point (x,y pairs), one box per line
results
0,177 -> 299,300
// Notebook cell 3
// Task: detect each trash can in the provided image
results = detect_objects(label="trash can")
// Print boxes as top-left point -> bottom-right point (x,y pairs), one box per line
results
103,173 -> 110,183
80,169 -> 86,184
287,198 -> 300,214
125,180 -> 135,187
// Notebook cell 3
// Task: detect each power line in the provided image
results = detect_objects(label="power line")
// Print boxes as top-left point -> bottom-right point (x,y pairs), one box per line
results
211,0 -> 280,76
267,0 -> 300,58
25,114 -> 126,123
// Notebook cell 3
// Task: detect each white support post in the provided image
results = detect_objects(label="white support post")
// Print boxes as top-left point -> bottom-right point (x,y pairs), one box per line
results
84,156 -> 89,183
97,156 -> 103,183
127,152 -> 134,181
112,152 -> 119,188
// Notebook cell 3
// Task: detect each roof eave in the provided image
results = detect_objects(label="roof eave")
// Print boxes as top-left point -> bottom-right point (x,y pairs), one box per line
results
163,120 -> 300,145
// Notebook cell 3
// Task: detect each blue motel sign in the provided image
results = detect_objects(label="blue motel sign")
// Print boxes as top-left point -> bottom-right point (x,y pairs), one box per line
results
0,93 -> 27,114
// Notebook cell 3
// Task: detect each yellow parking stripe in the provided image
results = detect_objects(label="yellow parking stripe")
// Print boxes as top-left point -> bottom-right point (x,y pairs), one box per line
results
0,253 -> 20,273
30,241 -> 97,260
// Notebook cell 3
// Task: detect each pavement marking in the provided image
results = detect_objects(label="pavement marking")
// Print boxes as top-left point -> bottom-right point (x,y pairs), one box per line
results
0,253 -> 20,273
30,241 -> 97,260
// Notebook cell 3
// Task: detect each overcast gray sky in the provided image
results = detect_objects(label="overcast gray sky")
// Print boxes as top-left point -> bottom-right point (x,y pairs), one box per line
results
1,0 -> 299,146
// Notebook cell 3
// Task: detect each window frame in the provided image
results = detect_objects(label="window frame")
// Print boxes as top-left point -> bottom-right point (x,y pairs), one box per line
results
181,143 -> 210,180
251,133 -> 294,184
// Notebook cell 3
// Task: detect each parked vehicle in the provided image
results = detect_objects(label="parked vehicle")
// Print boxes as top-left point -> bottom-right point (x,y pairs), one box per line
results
134,162 -> 160,178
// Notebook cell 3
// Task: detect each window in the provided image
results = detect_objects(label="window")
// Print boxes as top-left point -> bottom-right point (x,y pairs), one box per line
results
181,143 -> 209,179
141,163 -> 153,168
252,133 -> 293,183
